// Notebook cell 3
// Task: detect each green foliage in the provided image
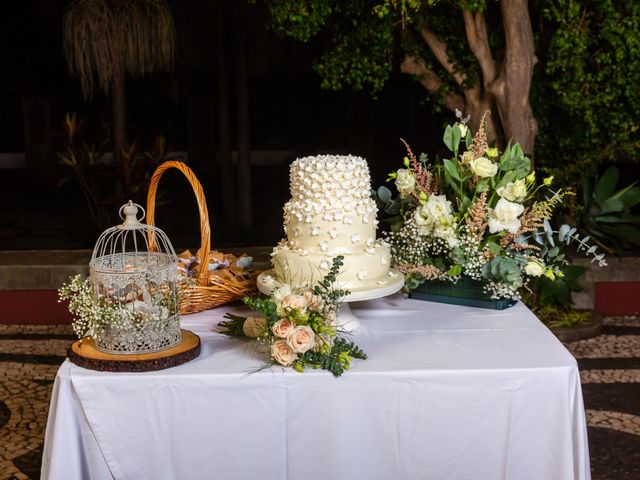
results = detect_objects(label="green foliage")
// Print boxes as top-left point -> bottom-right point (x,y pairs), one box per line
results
242,296 -> 280,323
535,264 -> 587,310
57,113 -> 171,229
579,167 -> 640,254
535,304 -> 591,329
481,257 -> 523,288
218,313 -> 248,336
300,337 -> 367,377
535,0 -> 640,188
313,255 -> 350,300
258,0 -> 334,42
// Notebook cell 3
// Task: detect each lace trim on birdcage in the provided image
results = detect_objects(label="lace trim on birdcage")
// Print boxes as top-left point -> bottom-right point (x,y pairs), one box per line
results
94,313 -> 181,354
90,264 -> 176,292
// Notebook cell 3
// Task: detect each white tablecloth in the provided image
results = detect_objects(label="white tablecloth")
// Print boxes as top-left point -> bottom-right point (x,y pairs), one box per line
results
41,295 -> 591,480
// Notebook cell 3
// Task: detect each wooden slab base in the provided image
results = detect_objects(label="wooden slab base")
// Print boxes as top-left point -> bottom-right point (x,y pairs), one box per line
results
67,329 -> 201,372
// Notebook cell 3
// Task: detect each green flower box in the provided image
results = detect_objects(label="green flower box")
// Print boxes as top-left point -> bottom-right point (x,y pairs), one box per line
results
409,277 -> 516,310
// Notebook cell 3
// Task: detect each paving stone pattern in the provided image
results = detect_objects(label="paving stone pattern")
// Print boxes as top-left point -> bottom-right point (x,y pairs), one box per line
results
1,319 -> 640,479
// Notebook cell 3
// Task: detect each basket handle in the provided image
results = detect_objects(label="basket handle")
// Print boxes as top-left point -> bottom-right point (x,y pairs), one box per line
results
146,160 -> 211,287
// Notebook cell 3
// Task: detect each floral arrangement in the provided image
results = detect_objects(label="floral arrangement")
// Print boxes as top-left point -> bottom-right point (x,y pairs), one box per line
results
59,274 -> 178,340
378,110 -> 606,301
218,256 -> 366,377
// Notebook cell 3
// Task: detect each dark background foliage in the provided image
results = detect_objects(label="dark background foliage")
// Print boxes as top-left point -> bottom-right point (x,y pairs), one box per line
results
0,0 -> 637,250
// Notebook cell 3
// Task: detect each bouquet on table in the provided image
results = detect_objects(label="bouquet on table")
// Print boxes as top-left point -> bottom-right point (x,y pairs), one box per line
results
218,256 -> 366,377
378,110 -> 606,302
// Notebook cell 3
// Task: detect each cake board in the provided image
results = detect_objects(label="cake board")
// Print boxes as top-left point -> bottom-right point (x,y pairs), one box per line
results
257,270 -> 404,333
67,329 -> 201,372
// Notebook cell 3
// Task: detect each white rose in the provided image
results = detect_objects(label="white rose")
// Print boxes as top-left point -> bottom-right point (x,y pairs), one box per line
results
281,293 -> 308,313
497,179 -> 527,202
271,339 -> 297,366
272,318 -> 296,338
469,156 -> 498,178
395,169 -> 416,195
525,261 -> 545,277
286,325 -> 316,353
242,316 -> 267,338
488,198 -> 525,234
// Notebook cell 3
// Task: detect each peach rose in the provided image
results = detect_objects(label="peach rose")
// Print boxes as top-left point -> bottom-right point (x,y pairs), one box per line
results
303,291 -> 323,310
272,318 -> 296,338
271,339 -> 297,366
242,316 -> 267,338
281,294 -> 308,313
286,325 -> 316,354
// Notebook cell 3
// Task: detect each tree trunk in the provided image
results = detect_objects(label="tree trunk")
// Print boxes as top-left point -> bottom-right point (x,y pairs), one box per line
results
216,2 -> 236,224
235,1 -> 252,228
402,1 -> 537,156
112,72 -> 127,159
490,0 -> 538,156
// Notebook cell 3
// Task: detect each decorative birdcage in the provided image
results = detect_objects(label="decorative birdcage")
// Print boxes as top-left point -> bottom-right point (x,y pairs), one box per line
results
89,201 -> 181,354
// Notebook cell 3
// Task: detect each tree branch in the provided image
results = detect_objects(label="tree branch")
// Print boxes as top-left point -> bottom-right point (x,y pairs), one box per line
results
418,27 -> 467,87
400,55 -> 465,112
462,9 -> 496,84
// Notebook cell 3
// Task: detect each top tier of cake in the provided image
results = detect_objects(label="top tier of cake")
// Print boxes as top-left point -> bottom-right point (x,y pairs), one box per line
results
283,155 -> 378,251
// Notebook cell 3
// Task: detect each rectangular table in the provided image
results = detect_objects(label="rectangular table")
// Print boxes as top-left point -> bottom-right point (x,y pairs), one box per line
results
41,295 -> 591,480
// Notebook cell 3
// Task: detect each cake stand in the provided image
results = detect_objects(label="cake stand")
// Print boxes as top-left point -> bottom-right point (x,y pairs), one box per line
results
257,270 -> 404,333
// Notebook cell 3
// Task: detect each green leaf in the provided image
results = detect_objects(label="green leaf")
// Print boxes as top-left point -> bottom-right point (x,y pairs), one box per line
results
447,264 -> 462,276
487,241 -> 501,256
452,125 -> 462,154
443,125 -> 454,151
610,185 -> 640,209
599,197 -> 624,214
443,158 -> 461,181
594,167 -> 620,201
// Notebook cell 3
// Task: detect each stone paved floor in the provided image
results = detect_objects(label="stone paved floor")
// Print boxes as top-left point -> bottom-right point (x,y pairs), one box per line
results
1,318 -> 639,479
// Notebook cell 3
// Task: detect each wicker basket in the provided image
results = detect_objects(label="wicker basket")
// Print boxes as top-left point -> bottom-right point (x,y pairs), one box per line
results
146,160 -> 258,314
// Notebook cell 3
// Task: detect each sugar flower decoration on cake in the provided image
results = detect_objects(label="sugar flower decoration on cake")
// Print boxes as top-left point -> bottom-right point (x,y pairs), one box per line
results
218,257 -> 366,377
376,110 -> 606,302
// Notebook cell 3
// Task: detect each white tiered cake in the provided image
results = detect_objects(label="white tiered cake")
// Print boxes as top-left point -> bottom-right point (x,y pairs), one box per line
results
265,154 -> 398,292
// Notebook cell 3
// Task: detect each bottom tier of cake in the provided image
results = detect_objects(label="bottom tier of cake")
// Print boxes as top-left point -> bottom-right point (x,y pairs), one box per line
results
270,243 -> 396,292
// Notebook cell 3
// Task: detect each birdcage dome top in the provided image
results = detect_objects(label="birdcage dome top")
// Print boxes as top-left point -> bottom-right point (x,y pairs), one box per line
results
90,200 -> 177,275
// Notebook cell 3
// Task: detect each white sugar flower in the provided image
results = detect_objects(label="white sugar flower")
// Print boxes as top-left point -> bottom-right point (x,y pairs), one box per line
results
488,198 -> 525,234
497,179 -> 527,203
469,156 -> 498,178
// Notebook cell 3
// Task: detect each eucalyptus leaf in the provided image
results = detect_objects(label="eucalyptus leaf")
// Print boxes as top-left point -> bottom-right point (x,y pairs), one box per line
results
377,185 -> 392,203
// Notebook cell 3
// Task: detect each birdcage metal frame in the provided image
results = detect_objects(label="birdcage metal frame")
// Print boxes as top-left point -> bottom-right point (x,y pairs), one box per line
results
88,201 -> 181,354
